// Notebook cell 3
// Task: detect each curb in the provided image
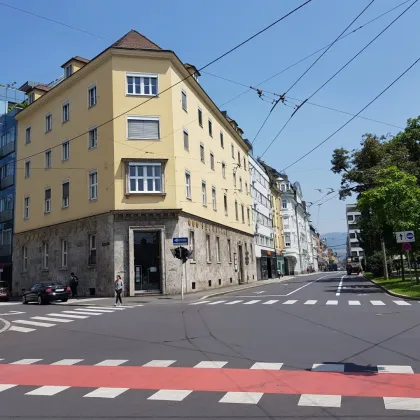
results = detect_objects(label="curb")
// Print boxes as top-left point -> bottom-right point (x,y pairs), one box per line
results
369,278 -> 420,301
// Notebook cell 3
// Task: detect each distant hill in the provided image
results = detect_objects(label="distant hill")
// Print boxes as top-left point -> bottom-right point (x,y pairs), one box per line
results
322,232 -> 347,259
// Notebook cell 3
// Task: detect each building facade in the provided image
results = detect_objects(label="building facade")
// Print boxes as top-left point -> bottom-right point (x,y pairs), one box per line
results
310,225 -> 319,272
13,30 -> 256,297
249,155 -> 275,279
346,204 -> 364,259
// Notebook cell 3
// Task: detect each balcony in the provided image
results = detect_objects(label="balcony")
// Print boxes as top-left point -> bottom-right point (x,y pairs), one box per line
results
1,175 -> 13,189
0,209 -> 13,222
0,141 -> 15,158
0,244 -> 11,257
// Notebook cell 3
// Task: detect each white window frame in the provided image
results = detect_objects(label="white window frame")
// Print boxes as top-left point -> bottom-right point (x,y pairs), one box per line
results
201,180 -> 207,206
45,150 -> 52,169
128,162 -> 163,194
89,170 -> 98,200
220,131 -> 224,148
24,196 -> 30,219
181,89 -> 187,111
189,230 -> 195,262
25,126 -> 31,144
208,119 -> 213,137
62,140 -> 70,161
185,171 -> 191,200
227,239 -> 232,263
61,239 -> 68,268
65,64 -> 73,78
22,246 -> 28,271
44,188 -> 51,213
206,234 -> 211,262
88,126 -> 98,149
200,143 -> 205,163
45,113 -> 52,132
126,116 -> 160,140
216,236 -> 221,263
210,152 -> 215,170
62,101 -> 70,122
43,242 -> 49,270
88,83 -> 97,108
126,73 -> 158,96
282,199 -> 287,209
212,186 -> 216,211
62,180 -> 70,208
183,129 -> 189,151
24,160 -> 30,178
198,107 -> 203,127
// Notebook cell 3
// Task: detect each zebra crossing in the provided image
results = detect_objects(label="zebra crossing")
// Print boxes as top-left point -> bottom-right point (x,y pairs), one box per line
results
6,306 -> 138,334
190,299 -> 417,307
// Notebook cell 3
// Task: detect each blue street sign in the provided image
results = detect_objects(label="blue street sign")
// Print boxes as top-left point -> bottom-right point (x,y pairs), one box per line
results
407,232 -> 414,240
172,237 -> 188,245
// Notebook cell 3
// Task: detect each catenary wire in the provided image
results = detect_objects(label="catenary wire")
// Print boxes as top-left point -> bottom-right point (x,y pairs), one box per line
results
13,0 -> 313,166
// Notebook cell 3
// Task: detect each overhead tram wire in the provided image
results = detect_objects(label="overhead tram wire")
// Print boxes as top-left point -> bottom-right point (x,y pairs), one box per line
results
13,0 -> 313,166
281,54 -> 420,172
250,0 -> 376,145
259,0 -> 418,159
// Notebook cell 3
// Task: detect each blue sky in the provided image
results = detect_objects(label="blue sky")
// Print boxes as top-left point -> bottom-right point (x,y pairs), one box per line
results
1,0 -> 419,234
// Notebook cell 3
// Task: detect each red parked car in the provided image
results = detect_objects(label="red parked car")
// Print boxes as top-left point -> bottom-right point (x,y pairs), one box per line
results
0,281 -> 10,301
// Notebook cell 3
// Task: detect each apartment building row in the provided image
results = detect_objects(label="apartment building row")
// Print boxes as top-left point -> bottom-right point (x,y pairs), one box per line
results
3,30 -> 322,297
346,203 -> 364,260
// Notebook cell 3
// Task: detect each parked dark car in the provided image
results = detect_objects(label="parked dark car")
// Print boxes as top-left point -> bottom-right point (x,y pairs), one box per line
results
0,281 -> 10,301
22,281 -> 71,305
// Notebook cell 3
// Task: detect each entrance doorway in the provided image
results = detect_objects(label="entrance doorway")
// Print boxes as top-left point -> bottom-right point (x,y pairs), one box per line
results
267,257 -> 273,279
134,231 -> 161,292
238,245 -> 244,284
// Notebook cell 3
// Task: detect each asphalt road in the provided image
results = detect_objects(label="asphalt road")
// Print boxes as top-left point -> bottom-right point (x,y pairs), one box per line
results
1,272 -> 420,419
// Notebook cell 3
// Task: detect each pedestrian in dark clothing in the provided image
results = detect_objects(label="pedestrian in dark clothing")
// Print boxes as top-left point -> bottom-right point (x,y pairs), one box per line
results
115,275 -> 123,306
69,272 -> 79,298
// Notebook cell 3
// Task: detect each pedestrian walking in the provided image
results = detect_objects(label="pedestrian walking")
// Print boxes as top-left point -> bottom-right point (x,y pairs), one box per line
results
69,272 -> 79,298
115,275 -> 124,306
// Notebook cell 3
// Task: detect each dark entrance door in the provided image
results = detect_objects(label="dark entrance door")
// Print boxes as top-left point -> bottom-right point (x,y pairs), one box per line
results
284,258 -> 289,275
238,245 -> 244,284
134,231 -> 161,292
267,257 -> 273,278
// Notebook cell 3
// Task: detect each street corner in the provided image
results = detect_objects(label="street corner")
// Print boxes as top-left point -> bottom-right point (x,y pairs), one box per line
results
0,318 -> 11,334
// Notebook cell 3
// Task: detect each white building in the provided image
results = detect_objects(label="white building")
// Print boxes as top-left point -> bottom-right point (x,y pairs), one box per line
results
346,204 -> 364,259
249,155 -> 276,279
310,225 -> 319,272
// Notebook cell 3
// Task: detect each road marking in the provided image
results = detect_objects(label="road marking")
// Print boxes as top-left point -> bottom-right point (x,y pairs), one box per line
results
12,320 -> 55,328
207,300 -> 226,305
225,300 -> 243,305
194,361 -> 227,368
0,317 -> 10,334
326,300 -> 338,305
0,384 -> 17,392
73,308 -> 114,313
254,291 -> 265,294
283,300 -> 297,305
394,301 -> 411,306
312,363 -> 345,372
377,365 -> 414,374
65,310 -> 102,315
262,300 -> 279,305
26,386 -> 70,396
148,389 -> 192,401
336,275 -> 346,296
243,300 -> 260,305
384,397 -> 420,411
86,306 -> 126,310
142,360 -> 176,368
46,313 -> 88,319
8,326 -> 35,333
371,300 -> 385,306
219,392 -> 263,404
304,300 -> 317,305
349,301 -> 361,306
286,274 -> 339,296
189,301 -> 210,305
31,316 -> 73,323
52,359 -> 84,366
84,387 -> 129,398
250,362 -> 283,370
95,360 -> 128,366
298,394 -> 341,407
10,359 -> 42,365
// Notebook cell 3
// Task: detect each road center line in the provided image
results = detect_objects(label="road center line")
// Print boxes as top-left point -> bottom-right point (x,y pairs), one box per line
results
336,275 -> 346,296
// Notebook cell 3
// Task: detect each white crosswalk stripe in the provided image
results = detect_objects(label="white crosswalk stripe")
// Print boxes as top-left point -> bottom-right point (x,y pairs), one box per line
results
189,301 -> 210,305
326,300 -> 338,305
148,389 -> 192,401
225,300 -> 243,305
0,385 -> 17,392
283,300 -> 297,305
11,359 -> 42,365
84,387 -> 129,398
142,360 -> 176,368
13,320 -> 55,328
207,300 -> 226,305
393,300 -> 411,306
26,386 -> 70,396
243,300 -> 260,305
73,308 -> 114,313
94,359 -> 128,366
65,310 -> 102,315
304,300 -> 317,305
194,361 -> 227,368
51,359 -> 84,365
250,362 -> 283,370
298,394 -> 341,407
46,313 -> 88,319
219,391 -> 263,404
371,300 -> 385,306
349,301 -> 361,306
377,365 -> 414,374
31,316 -> 73,323
8,326 -> 35,333
86,306 -> 127,310
262,300 -> 279,305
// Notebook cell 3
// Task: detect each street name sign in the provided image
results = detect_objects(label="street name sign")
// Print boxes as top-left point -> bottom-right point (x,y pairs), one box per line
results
396,231 -> 415,243
172,237 -> 188,245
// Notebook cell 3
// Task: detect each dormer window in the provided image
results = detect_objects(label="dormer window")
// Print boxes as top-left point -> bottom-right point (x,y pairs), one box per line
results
28,92 -> 35,104
65,64 -> 73,78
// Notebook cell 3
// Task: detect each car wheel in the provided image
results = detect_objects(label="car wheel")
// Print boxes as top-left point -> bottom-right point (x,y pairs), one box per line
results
22,295 -> 28,304
37,295 -> 44,305
61,299 -> 68,302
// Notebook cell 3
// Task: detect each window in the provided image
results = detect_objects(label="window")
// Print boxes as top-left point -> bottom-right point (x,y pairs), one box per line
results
126,73 -> 158,96
216,237 -> 221,263
250,243 -> 253,260
227,239 -> 232,263
0,195 -> 12,212
233,173 -> 237,187
351,250 -> 358,257
28,92 -> 35,105
210,152 -> 215,170
280,184 -> 286,192
212,187 -> 216,211
285,233 -> 291,247
88,84 -> 97,108
202,181 -> 207,206
89,127 -> 98,149
89,234 -> 96,265
189,230 -> 195,261
208,119 -> 213,137
62,140 -> 70,161
224,193 -> 228,215
206,234 -> 211,262
238,151 -> 241,166
200,143 -> 205,163
65,64 -> 72,78
282,199 -> 287,209
239,177 -> 242,191
45,113 -> 52,132
222,162 -> 226,178
89,170 -> 98,200
185,171 -> 191,199
241,204 -> 245,223
220,131 -> 224,148
198,108 -> 203,127
247,208 -> 250,225
128,163 -> 162,193
243,157 -> 246,170
45,150 -> 51,168
62,101 -> 70,122
127,117 -> 159,140
62,181 -> 70,208
231,143 -> 234,158
347,215 -> 354,221
24,160 -> 30,178
350,232 -> 356,239
24,197 -> 30,219
45,188 -> 51,213
25,126 -> 31,144
359,250 -> 365,257
22,246 -> 28,271
181,90 -> 187,111
42,242 -> 49,269
61,239 -> 68,268
235,200 -> 238,221
183,129 -> 189,151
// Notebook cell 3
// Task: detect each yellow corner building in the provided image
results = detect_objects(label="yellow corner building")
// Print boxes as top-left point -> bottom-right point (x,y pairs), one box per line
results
13,30 -> 256,296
